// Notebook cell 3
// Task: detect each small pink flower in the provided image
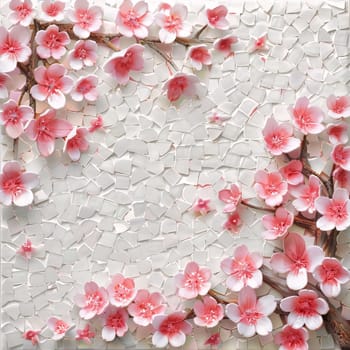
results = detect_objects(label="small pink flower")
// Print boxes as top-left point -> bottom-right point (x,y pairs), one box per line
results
280,160 -> 304,186
221,244 -> 263,291
26,109 -> 73,157
101,306 -> 129,341
327,123 -> 348,145
164,73 -> 201,102
30,64 -> 74,109
262,207 -> 294,240
68,40 -> 97,70
67,0 -> 102,39
204,332 -> 221,346
315,188 -> 350,231
89,115 -> 103,132
35,25 -> 70,60
247,36 -> 267,53
41,0 -> 65,22
71,75 -> 98,102
47,317 -> 71,340
274,325 -> 309,350
0,25 -> 31,73
331,144 -> 350,171
290,175 -> 321,214
127,289 -> 166,326
187,45 -> 212,70
327,95 -> 350,119
208,113 -> 228,124
280,290 -> 329,330
152,312 -> 192,348
254,170 -> 288,207
213,35 -> 238,57
226,286 -> 276,337
74,281 -> 109,320
76,324 -> 95,344
270,232 -> 324,290
104,44 -> 144,85
17,239 -> 34,259
23,330 -> 40,345
333,166 -> 350,192
224,211 -> 242,233
116,0 -> 153,39
107,274 -> 137,307
218,184 -> 241,213
262,117 -> 301,156
192,198 -> 212,216
175,261 -> 211,299
289,97 -> 325,134
0,99 -> 33,138
156,4 -> 192,44
9,0 -> 34,26
194,296 -> 224,328
0,161 -> 38,206
64,127 -> 89,161
206,5 -> 229,30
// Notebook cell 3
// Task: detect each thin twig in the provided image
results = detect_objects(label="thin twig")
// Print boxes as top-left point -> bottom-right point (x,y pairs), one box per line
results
194,24 -> 208,39
240,200 -> 275,212
146,42 -> 179,71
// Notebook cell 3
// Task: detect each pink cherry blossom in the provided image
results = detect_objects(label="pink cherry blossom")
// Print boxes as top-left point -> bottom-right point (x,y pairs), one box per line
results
41,0 -> 65,22
9,0 -> 34,26
289,97 -> 325,134
89,115 -> 103,132
25,109 -> 73,157
67,0 -> 102,39
30,64 -> 74,109
262,207 -> 294,240
221,244 -> 263,291
0,161 -> 38,207
23,330 -> 40,345
74,281 -> 109,320
152,312 -> 192,348
71,75 -> 98,102
47,317 -> 71,340
64,127 -> 89,161
327,123 -> 348,145
116,0 -> 153,39
104,44 -> 144,85
35,24 -> 70,60
107,274 -> 137,307
193,296 -> 224,328
315,188 -> 350,231
247,36 -> 267,53
274,325 -> 309,350
164,73 -> 201,102
333,166 -> 350,192
208,113 -> 228,124
192,198 -> 212,216
219,184 -> 241,213
101,306 -> 129,341
280,160 -> 304,186
331,144 -> 350,171
327,95 -> 350,119
204,333 -> 221,347
17,239 -> 34,259
262,117 -> 301,156
0,99 -> 33,138
224,211 -> 242,233
68,40 -> 97,70
76,324 -> 95,344
174,261 -> 211,299
127,289 -> 166,326
280,289 -> 329,330
156,4 -> 192,44
187,45 -> 212,70
226,287 -> 276,337
290,175 -> 321,214
206,5 -> 229,30
254,170 -> 288,207
0,25 -> 31,73
213,35 -> 238,57
270,232 -> 324,290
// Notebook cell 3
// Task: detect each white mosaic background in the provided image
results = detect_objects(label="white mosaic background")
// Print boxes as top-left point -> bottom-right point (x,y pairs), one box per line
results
1,0 -> 350,349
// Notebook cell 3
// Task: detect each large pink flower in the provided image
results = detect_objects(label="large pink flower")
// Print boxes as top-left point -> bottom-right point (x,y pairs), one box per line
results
9,0 -> 34,26
289,97 -> 324,134
262,207 -> 294,240
47,317 -> 71,340
327,95 -> 350,119
25,109 -> 73,157
274,325 -> 309,350
152,312 -> 192,348
64,127 -> 89,161
0,99 -> 33,138
127,289 -> 166,326
101,306 -> 129,341
280,290 -> 329,330
327,123 -> 348,145
213,35 -> 238,57
270,232 -> 324,290
74,281 -> 109,320
116,0 -> 153,38
0,161 -> 38,207
41,0 -> 65,22
218,184 -> 241,213
164,73 -> 201,102
107,274 -> 137,307
187,45 -> 212,70
104,44 -> 144,85
68,40 -> 97,70
206,5 -> 229,30
193,296 -> 224,328
0,25 -> 31,73
71,75 -> 98,102
315,188 -> 350,231
262,117 -> 300,156
331,144 -> 350,171
35,24 -> 70,59
174,261 -> 211,299
226,287 -> 276,337
333,166 -> 350,192
254,170 -> 288,207
30,64 -> 74,109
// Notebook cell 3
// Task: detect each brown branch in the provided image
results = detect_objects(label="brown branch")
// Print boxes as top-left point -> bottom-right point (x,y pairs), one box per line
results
240,200 -> 275,212
194,24 -> 208,39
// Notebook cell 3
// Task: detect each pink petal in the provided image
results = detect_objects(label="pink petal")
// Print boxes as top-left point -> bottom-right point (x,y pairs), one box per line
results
304,315 -> 323,330
256,317 -> 273,335
321,282 -> 341,298
169,332 -> 186,347
152,331 -> 168,348
270,253 -> 292,273
37,136 -> 55,156
49,119 -> 72,137
237,323 -> 256,337
101,326 -> 115,342
225,303 -> 240,322
280,296 -> 295,312
21,173 -> 39,188
257,295 -> 276,315
306,246 -> 324,272
13,188 -> 33,206
6,123 -> 23,138
287,269 -> 308,290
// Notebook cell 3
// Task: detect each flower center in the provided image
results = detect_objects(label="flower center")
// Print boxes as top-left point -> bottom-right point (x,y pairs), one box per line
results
333,101 -> 345,114
77,80 -> 93,94
159,319 -> 182,336
328,202 -> 347,221
138,302 -> 155,318
123,10 -> 141,28
76,47 -> 87,59
107,313 -> 125,330
1,38 -> 20,55
294,295 -> 317,316
113,283 -> 133,302
45,32 -> 61,49
164,14 -> 182,32
184,271 -> 204,290
16,4 -> 31,19
86,292 -> 103,310
22,241 -> 32,252
3,177 -> 23,195
202,307 -> 219,323
77,9 -> 93,28
231,258 -> 255,280
241,308 -> 261,325
55,320 -> 68,334
46,4 -> 60,17
6,108 -> 20,123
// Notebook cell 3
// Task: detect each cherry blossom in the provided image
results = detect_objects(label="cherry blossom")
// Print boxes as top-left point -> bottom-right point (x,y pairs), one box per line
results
254,170 -> 288,207
206,5 -> 229,30
327,95 -> 350,119
333,167 -> 350,192
25,109 -> 73,157
41,0 -> 65,22
193,296 -> 224,328
192,198 -> 212,215
247,36 -> 267,53
164,73 -> 201,102
71,75 -> 98,102
67,0 -> 102,39
47,317 -> 71,340
9,0 -> 34,26
270,232 -> 324,290
218,184 -> 241,213
224,211 -> 242,233
204,333 -> 221,347
152,312 -> 192,348
208,113 -> 228,124
101,306 -> 129,341
262,207 -> 294,240
68,40 -> 98,70
89,115 -> 103,132
116,0 -> 153,39
289,97 -> 325,134
107,274 -> 137,307
17,239 -> 34,259
331,144 -> 350,171
327,123 -> 349,145
280,289 -> 329,330
213,35 -> 237,57
127,289 -> 166,326
226,287 -> 276,337
174,261 -> 211,299
280,160 -> 304,186
23,330 -> 40,345
262,117 -> 300,156
0,99 -> 33,138
315,188 -> 350,231
187,45 -> 212,70
35,24 -> 70,59
64,127 -> 89,161
0,161 -> 38,206
76,324 -> 95,344
274,325 -> 309,350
